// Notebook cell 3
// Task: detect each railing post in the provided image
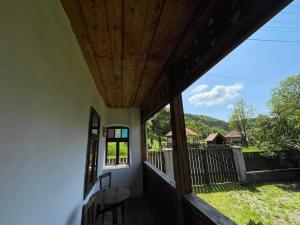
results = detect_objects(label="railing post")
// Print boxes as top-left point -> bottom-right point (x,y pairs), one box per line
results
170,93 -> 192,225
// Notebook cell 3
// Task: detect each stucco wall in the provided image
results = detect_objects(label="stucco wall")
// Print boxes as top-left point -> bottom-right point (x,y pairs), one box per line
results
0,1 -> 141,225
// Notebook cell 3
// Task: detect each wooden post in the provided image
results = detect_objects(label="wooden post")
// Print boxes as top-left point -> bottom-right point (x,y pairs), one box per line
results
141,121 -> 147,161
170,93 -> 192,225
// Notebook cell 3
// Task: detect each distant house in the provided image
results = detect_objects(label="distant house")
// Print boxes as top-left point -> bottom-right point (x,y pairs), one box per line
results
205,133 -> 226,145
165,128 -> 198,144
225,131 -> 243,144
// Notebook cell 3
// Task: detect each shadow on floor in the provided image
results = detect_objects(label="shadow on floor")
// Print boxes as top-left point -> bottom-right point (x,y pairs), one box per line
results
98,198 -> 161,225
193,183 -> 260,194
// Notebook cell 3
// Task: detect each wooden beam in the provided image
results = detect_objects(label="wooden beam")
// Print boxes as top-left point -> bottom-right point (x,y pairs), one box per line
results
170,93 -> 192,225
141,0 -> 290,116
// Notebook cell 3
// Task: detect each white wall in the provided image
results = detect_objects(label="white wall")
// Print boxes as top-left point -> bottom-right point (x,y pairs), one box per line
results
0,1 -> 141,225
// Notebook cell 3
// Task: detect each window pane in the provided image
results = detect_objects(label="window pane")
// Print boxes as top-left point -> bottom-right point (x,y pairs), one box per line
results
119,142 -> 128,164
107,128 -> 114,138
107,142 -> 117,165
121,129 -> 128,138
115,129 -> 121,138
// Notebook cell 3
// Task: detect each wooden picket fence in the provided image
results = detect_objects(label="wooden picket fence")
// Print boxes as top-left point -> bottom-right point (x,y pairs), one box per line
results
188,144 -> 238,185
243,151 -> 299,171
147,144 -> 238,186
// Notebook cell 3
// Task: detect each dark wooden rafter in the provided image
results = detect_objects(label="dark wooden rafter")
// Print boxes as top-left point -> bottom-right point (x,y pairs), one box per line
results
133,0 -> 202,106
141,0 -> 291,121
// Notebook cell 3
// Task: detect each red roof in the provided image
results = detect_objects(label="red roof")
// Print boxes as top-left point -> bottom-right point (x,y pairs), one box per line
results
165,128 -> 197,137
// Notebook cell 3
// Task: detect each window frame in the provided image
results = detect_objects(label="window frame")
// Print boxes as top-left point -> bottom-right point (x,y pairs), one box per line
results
105,126 -> 130,166
83,107 -> 100,198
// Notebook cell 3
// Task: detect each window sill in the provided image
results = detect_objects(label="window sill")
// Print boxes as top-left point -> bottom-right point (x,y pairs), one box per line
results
103,164 -> 130,170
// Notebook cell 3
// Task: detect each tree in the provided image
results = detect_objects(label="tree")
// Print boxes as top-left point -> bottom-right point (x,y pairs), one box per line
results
253,74 -> 300,152
229,99 -> 255,147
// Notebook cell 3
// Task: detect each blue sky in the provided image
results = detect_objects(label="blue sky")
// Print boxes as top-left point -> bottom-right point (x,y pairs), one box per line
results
182,2 -> 300,121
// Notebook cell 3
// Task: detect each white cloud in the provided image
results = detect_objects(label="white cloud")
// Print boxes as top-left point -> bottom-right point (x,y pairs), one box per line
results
188,83 -> 243,106
191,84 -> 208,94
226,104 -> 234,109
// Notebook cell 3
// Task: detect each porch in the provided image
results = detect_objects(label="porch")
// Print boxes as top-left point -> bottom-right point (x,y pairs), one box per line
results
0,1 -> 293,225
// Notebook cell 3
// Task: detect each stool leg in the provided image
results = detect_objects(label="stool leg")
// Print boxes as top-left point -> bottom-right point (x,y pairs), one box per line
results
101,212 -> 105,225
121,202 -> 125,225
113,207 -> 118,225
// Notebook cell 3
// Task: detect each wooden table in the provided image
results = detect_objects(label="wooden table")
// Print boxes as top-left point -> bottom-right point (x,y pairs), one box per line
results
95,187 -> 130,225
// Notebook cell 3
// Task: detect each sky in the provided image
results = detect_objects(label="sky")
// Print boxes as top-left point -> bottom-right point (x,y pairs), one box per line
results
182,1 -> 300,121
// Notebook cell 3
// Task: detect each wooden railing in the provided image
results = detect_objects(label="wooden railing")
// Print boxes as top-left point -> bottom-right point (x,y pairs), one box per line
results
147,151 -> 165,172
143,162 -> 236,225
106,157 -> 128,165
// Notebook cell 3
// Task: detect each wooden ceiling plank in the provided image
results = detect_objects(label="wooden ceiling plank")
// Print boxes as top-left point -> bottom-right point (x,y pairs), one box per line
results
123,0 -> 164,107
78,0 -> 121,106
105,0 -> 123,107
61,0 -> 111,105
134,0 -> 201,106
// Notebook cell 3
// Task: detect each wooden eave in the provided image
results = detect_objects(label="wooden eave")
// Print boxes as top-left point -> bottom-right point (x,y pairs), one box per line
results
60,0 -> 291,112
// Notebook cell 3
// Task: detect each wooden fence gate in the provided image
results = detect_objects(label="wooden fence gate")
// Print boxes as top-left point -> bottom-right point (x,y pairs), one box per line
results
188,144 -> 238,185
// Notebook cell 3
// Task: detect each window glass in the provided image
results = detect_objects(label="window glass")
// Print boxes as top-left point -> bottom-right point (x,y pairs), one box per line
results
105,127 -> 129,166
121,129 -> 128,138
107,128 -> 115,138
115,129 -> 121,138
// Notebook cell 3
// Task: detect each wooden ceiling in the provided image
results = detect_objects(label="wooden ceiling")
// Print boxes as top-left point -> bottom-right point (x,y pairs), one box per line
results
61,0 -> 291,109
61,0 -> 202,107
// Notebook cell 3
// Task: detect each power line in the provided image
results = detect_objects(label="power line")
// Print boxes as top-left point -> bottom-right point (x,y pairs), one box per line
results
265,26 -> 300,30
280,11 -> 300,15
247,38 -> 300,43
206,73 -> 278,85
270,20 -> 300,25
261,29 -> 300,32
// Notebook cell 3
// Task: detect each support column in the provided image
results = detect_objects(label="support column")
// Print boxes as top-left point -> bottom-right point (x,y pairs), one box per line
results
141,122 -> 147,161
170,93 -> 192,225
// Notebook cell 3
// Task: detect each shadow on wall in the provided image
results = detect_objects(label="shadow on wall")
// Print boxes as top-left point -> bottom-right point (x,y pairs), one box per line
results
66,203 -> 82,225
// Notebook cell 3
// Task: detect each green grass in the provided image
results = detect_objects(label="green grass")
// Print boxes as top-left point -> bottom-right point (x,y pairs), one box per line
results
242,146 -> 265,153
196,182 -> 300,225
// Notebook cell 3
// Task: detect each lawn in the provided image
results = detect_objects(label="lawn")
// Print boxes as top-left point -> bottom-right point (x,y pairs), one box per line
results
196,182 -> 300,225
242,145 -> 265,153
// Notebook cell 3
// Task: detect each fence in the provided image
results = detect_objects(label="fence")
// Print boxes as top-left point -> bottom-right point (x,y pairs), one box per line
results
147,144 -> 238,185
106,157 -> 128,165
243,151 -> 299,172
188,144 -> 238,185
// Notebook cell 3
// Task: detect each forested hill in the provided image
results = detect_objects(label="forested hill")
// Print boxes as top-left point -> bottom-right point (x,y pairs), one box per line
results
147,107 -> 230,140
185,113 -> 229,131
184,113 -> 229,139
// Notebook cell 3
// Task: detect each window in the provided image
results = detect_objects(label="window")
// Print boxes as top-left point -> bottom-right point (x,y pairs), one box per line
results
105,127 -> 129,166
84,107 -> 100,197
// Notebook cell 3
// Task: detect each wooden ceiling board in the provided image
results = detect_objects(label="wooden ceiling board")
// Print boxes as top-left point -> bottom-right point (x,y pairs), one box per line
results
123,0 -> 164,107
61,0 -> 110,105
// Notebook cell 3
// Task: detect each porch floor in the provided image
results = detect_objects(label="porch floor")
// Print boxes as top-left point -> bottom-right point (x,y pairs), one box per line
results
100,198 -> 161,225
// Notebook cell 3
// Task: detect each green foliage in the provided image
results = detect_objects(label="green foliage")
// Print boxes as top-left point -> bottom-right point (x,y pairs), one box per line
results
252,74 -> 300,152
229,99 -> 255,146
145,106 -> 229,147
